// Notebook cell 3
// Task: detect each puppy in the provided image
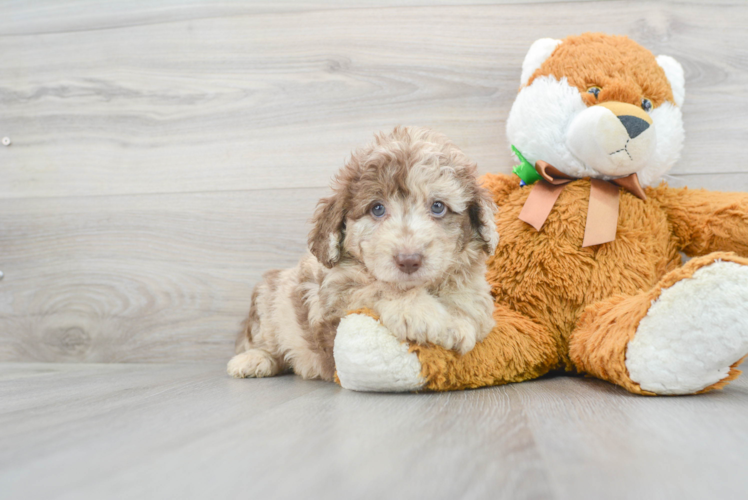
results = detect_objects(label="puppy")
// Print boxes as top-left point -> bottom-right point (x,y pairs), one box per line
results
227,126 -> 499,381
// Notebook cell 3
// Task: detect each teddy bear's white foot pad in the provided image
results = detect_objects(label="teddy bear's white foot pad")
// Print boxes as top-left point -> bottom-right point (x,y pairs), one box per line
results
626,261 -> 748,395
334,314 -> 426,392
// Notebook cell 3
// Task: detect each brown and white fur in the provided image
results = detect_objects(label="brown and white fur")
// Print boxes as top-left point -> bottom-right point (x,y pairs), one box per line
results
227,127 -> 499,381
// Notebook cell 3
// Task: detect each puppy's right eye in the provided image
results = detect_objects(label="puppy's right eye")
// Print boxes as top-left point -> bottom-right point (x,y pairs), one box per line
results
587,86 -> 601,99
371,203 -> 386,218
430,201 -> 447,217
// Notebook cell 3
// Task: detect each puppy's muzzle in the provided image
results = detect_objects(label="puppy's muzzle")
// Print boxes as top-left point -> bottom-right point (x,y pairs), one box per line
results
395,253 -> 422,274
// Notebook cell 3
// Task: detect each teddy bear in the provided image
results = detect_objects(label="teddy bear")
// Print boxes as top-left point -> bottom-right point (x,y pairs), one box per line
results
332,33 -> 748,395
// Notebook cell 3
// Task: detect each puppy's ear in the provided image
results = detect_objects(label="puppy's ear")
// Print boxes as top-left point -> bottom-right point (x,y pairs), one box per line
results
308,192 -> 346,268
468,186 -> 499,255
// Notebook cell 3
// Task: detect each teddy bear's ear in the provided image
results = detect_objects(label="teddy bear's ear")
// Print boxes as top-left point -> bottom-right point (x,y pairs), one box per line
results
656,55 -> 685,107
520,38 -> 563,87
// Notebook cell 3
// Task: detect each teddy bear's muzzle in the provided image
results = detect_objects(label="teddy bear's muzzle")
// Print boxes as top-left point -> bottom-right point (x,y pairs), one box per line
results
566,101 -> 656,177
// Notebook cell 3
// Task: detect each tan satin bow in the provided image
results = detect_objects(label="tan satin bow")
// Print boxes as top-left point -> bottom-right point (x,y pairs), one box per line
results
518,161 -> 647,247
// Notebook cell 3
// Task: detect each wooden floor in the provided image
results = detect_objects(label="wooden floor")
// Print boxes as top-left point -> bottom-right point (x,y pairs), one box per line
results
2,362 -> 748,500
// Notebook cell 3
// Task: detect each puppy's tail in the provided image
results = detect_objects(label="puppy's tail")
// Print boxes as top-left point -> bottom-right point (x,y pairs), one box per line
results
235,286 -> 261,354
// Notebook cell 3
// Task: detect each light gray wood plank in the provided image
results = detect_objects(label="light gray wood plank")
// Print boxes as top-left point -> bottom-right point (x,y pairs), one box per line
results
516,376 -> 748,499
0,188 -> 325,363
2,362 -> 748,500
0,0 -> 621,37
1,1 -> 747,200
0,363 -> 330,499
0,362 -> 552,500
668,171 -> 748,191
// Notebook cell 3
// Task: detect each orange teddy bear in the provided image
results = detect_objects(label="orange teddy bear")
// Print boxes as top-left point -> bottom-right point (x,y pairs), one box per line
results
333,33 -> 748,395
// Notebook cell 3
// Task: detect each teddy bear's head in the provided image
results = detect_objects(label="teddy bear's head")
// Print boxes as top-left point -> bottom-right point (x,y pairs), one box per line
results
506,33 -> 685,186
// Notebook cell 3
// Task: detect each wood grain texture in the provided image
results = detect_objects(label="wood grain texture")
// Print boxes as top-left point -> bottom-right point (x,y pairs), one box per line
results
0,188 -> 324,362
1,1 -> 748,199
1,0 -> 748,362
0,0 -> 609,37
0,0 -> 610,38
2,363 -> 748,500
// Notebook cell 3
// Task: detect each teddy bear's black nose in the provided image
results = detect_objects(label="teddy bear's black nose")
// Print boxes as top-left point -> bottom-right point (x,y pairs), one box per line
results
618,115 -> 650,139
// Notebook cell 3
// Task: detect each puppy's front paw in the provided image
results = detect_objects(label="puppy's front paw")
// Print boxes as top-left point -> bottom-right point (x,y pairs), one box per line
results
379,307 -> 447,348
227,349 -> 280,378
443,318 -> 479,355
379,305 -> 478,355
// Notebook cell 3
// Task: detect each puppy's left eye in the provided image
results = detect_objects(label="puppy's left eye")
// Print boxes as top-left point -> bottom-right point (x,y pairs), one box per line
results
641,98 -> 653,112
371,203 -> 386,218
430,201 -> 447,217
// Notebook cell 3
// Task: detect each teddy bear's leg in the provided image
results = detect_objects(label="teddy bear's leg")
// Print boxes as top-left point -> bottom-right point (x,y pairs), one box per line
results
334,303 -> 558,392
570,252 -> 748,395
410,303 -> 559,391
334,311 -> 427,392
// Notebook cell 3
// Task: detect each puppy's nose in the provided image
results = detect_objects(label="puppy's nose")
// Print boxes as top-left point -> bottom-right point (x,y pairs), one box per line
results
618,115 -> 650,139
395,253 -> 422,274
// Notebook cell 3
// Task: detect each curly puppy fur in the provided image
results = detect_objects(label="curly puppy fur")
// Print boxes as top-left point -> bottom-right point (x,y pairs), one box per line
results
227,127 -> 499,381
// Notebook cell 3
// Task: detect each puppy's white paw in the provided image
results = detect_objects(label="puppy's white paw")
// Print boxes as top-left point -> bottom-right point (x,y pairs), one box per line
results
227,349 -> 279,378
444,317 -> 479,355
379,306 -> 450,349
379,305 -> 478,354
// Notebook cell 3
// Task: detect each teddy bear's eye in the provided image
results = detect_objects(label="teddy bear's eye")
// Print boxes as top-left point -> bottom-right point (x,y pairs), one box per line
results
587,86 -> 601,98
641,98 -> 653,112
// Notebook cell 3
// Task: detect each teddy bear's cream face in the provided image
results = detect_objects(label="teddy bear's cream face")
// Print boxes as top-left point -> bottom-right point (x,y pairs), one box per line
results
506,35 -> 686,186
566,100 -> 657,177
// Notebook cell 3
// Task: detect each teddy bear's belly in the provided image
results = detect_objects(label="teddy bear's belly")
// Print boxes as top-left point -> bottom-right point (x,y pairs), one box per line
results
487,181 -> 681,367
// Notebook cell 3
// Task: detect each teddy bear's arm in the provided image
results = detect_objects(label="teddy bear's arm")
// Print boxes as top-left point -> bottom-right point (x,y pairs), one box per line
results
479,172 -> 522,206
649,185 -> 748,257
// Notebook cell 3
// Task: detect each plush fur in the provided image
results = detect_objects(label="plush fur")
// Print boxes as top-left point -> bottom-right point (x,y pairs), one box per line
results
334,310 -> 425,392
334,33 -> 748,395
228,127 -> 497,381
625,260 -> 748,394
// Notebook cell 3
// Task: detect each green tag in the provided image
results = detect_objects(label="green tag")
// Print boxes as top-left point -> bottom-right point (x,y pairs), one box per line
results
511,145 -> 541,185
